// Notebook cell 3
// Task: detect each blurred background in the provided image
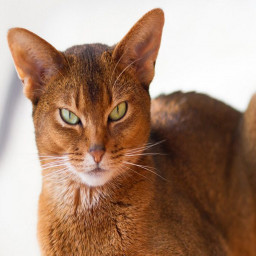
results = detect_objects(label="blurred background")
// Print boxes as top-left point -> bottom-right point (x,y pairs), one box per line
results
1,0 -> 256,255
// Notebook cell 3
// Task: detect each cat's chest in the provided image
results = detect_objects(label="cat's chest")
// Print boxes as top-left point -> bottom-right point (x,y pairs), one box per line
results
57,213 -> 125,255
38,195 -> 144,255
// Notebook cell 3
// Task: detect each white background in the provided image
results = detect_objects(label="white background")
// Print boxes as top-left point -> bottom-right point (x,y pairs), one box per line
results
1,0 -> 256,255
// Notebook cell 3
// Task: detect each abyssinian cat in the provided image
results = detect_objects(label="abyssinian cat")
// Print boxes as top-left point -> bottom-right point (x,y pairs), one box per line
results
7,8 -> 256,256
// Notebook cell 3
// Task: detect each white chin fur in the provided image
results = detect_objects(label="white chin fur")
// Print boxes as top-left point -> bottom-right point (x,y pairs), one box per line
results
77,171 -> 113,187
67,154 -> 115,187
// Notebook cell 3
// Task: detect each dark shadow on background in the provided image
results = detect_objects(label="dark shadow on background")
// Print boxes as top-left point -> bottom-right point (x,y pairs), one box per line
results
0,70 -> 22,163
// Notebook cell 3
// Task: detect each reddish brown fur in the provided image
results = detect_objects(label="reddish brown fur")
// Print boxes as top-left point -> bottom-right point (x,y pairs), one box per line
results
7,9 -> 256,256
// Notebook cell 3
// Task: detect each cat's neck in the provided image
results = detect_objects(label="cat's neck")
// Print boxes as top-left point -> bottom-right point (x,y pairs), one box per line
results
40,155 -> 156,216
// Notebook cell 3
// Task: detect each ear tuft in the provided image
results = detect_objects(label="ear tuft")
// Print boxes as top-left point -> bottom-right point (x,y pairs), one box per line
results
112,8 -> 165,87
7,28 -> 65,103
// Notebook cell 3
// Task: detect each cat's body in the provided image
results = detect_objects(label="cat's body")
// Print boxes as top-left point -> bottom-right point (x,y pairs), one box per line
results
7,9 -> 256,256
37,91 -> 256,256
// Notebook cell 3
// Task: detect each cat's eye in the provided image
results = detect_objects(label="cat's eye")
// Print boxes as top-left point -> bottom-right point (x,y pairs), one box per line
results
109,102 -> 127,121
60,109 -> 80,125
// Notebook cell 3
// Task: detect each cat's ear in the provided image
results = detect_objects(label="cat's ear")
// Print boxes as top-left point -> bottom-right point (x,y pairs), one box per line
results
112,8 -> 164,87
7,28 -> 65,104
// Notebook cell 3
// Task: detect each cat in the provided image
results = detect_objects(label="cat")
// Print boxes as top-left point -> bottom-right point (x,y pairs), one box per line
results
7,8 -> 256,256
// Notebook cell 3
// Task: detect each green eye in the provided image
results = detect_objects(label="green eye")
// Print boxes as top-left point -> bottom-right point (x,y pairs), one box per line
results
109,102 -> 127,121
60,109 -> 80,125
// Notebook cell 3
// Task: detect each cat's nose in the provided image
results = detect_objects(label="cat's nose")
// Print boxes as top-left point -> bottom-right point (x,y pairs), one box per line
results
89,144 -> 105,163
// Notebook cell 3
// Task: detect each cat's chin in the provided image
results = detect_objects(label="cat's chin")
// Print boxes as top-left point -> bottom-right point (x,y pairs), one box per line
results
77,168 -> 114,187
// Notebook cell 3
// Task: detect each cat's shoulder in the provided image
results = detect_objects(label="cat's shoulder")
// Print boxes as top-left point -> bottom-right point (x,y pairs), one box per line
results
151,91 -> 241,132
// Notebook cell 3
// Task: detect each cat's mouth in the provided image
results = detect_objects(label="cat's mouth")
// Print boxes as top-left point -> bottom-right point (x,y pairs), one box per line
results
75,165 -> 114,187
87,168 -> 107,176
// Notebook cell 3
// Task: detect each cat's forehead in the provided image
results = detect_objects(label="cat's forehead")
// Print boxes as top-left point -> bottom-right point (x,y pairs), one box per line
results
62,44 -> 113,105
61,43 -> 136,105
64,43 -> 111,76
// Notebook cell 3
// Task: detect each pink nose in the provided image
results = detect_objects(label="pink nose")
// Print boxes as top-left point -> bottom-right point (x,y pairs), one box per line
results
89,145 -> 105,163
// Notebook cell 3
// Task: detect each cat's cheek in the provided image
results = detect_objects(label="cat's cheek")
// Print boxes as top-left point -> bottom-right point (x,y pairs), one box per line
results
125,116 -> 150,148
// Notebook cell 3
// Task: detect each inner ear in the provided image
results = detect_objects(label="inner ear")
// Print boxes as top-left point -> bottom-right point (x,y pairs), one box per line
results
112,8 -> 164,87
7,28 -> 66,104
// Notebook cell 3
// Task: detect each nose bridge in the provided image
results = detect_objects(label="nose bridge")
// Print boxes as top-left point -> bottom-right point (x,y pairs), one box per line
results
89,123 -> 106,146
89,143 -> 105,152
88,123 -> 107,163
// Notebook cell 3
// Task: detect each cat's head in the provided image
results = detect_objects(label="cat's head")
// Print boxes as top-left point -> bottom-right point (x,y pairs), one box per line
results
7,9 -> 164,187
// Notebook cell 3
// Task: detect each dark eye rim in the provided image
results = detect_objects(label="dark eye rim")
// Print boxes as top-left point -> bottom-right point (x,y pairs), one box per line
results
108,101 -> 128,122
59,108 -> 81,125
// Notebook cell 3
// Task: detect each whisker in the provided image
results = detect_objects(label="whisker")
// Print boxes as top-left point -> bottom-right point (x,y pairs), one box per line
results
126,140 -> 166,154
123,165 -> 153,182
124,152 -> 166,157
126,142 -> 160,153
43,167 -> 68,178
109,51 -> 125,85
41,159 -> 67,166
43,168 -> 74,184
113,57 -> 143,88
39,156 -> 67,161
42,164 -> 67,171
63,56 -> 74,78
38,154 -> 65,157
124,161 -> 167,181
